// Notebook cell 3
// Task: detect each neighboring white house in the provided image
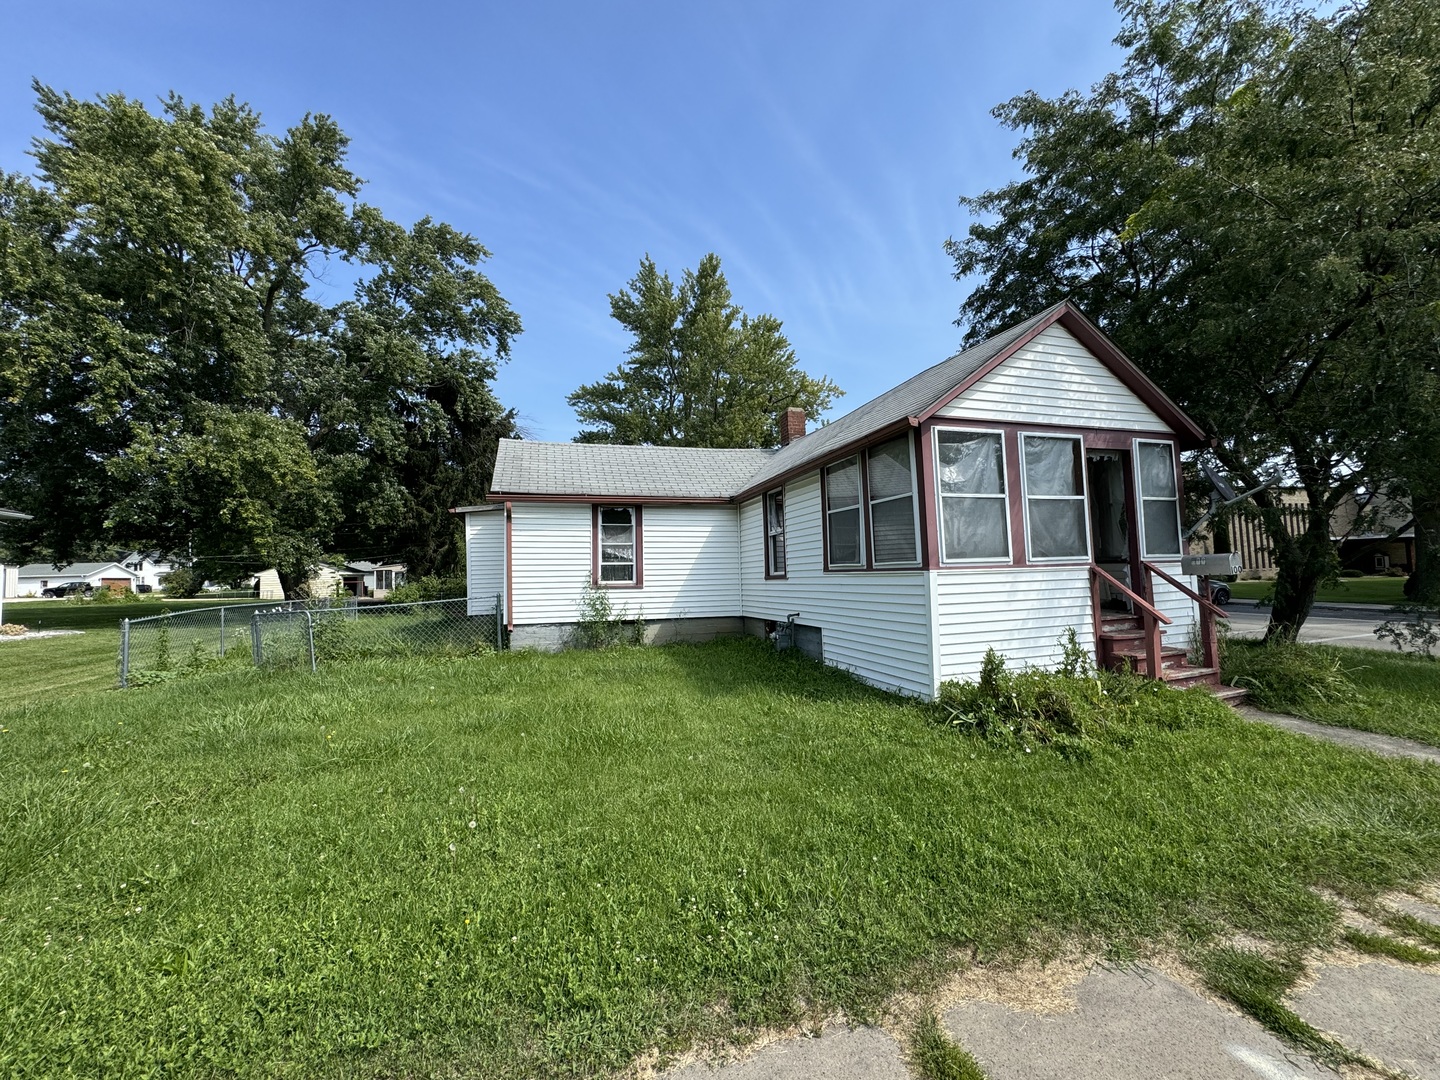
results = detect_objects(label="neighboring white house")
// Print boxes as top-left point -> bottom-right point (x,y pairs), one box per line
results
15,561 -> 141,596
460,302 -> 1220,701
118,552 -> 176,591
346,560 -> 408,598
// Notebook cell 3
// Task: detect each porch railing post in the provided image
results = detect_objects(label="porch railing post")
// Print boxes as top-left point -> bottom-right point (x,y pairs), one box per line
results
1143,565 -> 1162,679
1200,575 -> 1220,669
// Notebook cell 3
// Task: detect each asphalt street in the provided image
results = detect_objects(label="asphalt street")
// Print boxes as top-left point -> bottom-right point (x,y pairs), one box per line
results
1222,600 -> 1403,650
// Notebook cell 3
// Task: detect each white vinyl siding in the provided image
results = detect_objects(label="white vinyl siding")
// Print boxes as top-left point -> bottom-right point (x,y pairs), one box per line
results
465,508 -> 506,617
740,473 -> 933,697
509,502 -> 740,624
1148,559 -> 1200,651
934,567 -> 1095,684
937,325 -> 1170,431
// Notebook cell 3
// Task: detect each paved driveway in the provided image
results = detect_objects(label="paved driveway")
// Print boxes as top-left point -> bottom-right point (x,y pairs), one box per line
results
1221,600 -> 1403,650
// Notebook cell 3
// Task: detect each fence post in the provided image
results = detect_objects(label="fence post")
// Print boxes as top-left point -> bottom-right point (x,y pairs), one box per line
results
251,612 -> 262,667
219,606 -> 226,658
495,592 -> 504,650
305,610 -> 317,673
119,618 -> 130,688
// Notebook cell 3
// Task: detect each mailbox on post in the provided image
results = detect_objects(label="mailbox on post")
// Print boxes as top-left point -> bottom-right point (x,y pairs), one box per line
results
1180,552 -> 1243,578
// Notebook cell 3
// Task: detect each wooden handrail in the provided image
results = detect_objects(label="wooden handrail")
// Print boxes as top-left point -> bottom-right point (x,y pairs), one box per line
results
1143,561 -> 1228,620
1090,564 -> 1172,625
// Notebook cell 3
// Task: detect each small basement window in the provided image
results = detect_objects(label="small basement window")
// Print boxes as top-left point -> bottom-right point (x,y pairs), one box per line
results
595,505 -> 641,585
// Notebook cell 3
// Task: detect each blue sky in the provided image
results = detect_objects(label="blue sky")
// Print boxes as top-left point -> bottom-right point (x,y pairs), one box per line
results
3,1 -> 1122,440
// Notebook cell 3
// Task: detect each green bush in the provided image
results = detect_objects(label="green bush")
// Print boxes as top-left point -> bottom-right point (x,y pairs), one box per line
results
385,575 -> 465,603
1339,569 -> 1364,578
1221,639 -> 1357,713
161,567 -> 202,598
934,631 -> 1227,755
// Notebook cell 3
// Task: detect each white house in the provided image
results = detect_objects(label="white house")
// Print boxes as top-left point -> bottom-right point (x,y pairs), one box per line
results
15,561 -> 140,596
460,302 -> 1227,700
346,560 -> 408,598
118,552 -> 176,591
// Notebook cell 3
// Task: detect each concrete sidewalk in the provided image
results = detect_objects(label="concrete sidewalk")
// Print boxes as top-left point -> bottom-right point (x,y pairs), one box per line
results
661,893 -> 1440,1080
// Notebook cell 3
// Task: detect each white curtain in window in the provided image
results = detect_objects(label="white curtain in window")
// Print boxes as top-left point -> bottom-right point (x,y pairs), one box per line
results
1023,436 -> 1087,558
1137,442 -> 1182,555
942,498 -> 1008,560
939,431 -> 1003,495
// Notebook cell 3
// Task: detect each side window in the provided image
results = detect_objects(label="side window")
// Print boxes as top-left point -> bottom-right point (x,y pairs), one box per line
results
867,435 -> 919,566
595,505 -> 640,584
1021,434 -> 1089,561
935,429 -> 1010,562
1136,440 -> 1182,556
824,457 -> 864,568
765,490 -> 786,577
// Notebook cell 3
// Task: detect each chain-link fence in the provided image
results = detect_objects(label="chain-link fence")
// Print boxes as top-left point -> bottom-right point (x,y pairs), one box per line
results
251,597 -> 502,670
118,595 -> 503,686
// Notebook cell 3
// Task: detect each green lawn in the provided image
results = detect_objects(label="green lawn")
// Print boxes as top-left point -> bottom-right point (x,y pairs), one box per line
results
3,639 -> 1440,1077
1227,641 -> 1440,748
1229,577 -> 1409,605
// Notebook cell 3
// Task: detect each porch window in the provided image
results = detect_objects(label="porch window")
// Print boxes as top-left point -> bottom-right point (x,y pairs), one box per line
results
867,435 -> 919,566
1021,434 -> 1089,561
765,489 -> 786,577
824,456 -> 864,568
1136,440 -> 1182,556
935,429 -> 1009,561
595,505 -> 641,585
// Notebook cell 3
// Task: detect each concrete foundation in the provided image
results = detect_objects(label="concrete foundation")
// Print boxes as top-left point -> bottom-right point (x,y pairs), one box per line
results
509,616 -> 744,652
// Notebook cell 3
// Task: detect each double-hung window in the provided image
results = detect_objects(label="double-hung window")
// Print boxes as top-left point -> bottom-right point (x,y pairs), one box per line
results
1135,440 -> 1183,556
935,429 -> 1009,562
823,456 -> 864,567
765,489 -> 786,577
866,435 -> 919,566
595,505 -> 640,585
1021,434 -> 1089,561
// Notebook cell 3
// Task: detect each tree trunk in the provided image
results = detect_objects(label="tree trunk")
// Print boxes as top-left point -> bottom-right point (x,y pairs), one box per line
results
1264,502 -> 1338,643
276,565 -> 309,599
1405,491 -> 1440,607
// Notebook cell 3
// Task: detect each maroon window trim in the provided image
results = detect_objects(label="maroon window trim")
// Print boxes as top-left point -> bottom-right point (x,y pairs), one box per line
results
592,504 -> 643,588
763,488 -> 788,580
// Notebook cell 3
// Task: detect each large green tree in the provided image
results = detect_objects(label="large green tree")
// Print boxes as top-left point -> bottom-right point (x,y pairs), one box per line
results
948,0 -> 1440,639
569,253 -> 840,447
0,85 -> 519,593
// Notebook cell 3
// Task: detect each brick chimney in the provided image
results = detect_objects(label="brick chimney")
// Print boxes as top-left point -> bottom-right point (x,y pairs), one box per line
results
779,407 -> 806,446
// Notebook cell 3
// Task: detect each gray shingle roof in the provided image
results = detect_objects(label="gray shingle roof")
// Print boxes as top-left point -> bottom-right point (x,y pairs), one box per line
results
734,303 -> 1065,495
489,440 -> 777,500
17,561 -> 134,577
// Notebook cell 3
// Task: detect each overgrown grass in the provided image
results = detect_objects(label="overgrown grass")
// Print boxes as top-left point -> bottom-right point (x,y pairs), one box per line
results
1197,948 -> 1358,1065
1224,640 -> 1440,747
4,638 -> 1440,1077
1340,928 -> 1440,964
911,1013 -> 988,1080
1229,577 -> 1407,605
